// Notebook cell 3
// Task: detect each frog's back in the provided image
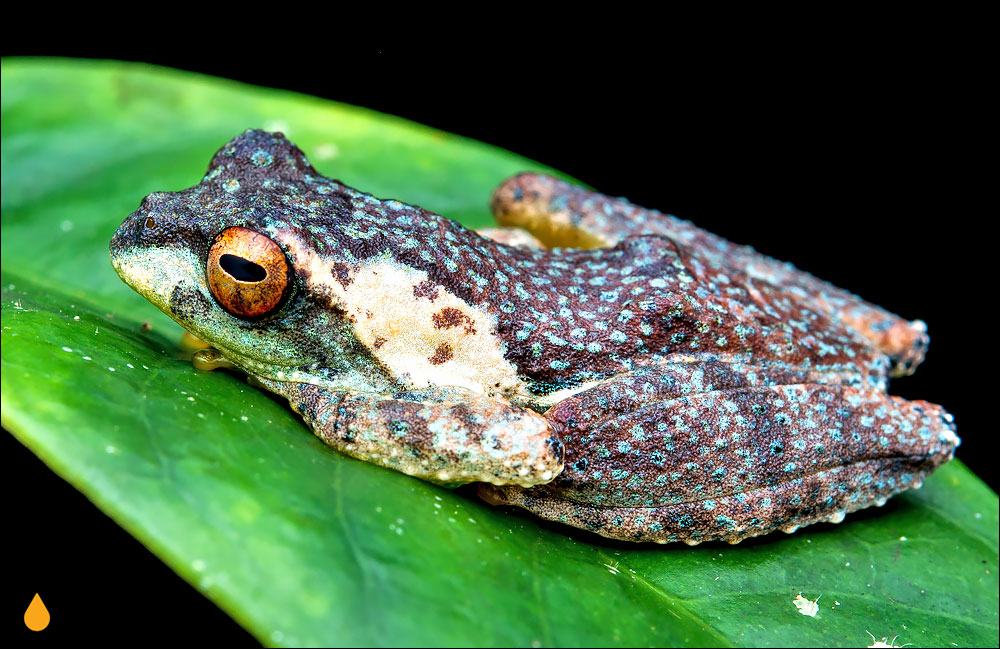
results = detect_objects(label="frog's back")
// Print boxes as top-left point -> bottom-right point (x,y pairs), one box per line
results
159,129 -> 885,401
305,193 -> 885,399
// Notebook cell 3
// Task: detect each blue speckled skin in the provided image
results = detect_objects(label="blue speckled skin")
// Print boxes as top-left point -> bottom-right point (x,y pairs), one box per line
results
111,130 -> 958,544
482,361 -> 956,543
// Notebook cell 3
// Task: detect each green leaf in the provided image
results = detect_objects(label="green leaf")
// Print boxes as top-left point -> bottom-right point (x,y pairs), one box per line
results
3,59 -> 998,648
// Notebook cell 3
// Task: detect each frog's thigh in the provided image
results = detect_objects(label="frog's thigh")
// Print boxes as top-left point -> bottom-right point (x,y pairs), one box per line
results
489,174 -> 928,377
480,379 -> 958,544
286,384 -> 564,486
489,173 -> 667,249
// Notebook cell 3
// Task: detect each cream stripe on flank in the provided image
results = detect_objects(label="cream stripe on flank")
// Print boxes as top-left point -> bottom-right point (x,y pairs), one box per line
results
280,232 -> 524,398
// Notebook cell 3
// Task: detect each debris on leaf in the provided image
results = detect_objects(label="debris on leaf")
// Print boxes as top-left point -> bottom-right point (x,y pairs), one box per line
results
792,592 -> 820,617
866,631 -> 911,648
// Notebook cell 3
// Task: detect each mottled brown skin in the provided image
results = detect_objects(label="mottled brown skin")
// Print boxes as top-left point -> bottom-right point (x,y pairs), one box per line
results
491,173 -> 929,377
110,130 -> 958,544
480,362 -> 955,544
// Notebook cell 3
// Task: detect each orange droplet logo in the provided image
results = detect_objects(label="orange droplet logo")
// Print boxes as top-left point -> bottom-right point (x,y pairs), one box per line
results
24,593 -> 50,631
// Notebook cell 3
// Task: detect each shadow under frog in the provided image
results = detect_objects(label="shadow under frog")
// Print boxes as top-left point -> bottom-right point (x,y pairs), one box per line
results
110,129 -> 958,544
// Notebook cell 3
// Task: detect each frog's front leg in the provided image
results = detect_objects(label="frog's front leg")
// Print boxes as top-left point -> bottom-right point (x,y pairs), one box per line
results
479,362 -> 958,544
257,379 -> 564,486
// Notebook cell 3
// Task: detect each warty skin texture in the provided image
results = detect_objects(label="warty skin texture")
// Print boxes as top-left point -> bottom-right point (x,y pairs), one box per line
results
110,130 -> 957,544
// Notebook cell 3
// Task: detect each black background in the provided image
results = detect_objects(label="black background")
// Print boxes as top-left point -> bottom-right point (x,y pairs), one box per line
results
4,38 -> 987,645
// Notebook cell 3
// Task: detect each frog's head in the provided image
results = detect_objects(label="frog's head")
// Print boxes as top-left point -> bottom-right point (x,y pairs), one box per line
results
109,129 -> 398,392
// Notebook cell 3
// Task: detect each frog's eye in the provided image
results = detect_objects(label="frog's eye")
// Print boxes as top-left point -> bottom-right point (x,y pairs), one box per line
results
207,227 -> 293,319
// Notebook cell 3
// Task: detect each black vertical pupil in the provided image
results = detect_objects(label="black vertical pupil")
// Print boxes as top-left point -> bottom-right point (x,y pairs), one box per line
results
220,254 -> 267,282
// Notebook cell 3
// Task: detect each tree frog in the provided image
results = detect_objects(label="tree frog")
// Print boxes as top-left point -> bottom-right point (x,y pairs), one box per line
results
110,130 -> 958,544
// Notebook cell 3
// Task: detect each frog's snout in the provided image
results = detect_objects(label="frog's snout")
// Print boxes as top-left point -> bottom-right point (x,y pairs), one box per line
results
109,215 -> 136,264
109,191 -> 207,313
110,195 -> 156,261
110,191 -> 189,269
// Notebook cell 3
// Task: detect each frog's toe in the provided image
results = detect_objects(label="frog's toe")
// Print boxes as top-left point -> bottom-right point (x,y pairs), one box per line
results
886,319 -> 929,377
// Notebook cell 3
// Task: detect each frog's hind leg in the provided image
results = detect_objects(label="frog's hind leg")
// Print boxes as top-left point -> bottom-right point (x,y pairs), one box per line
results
478,362 -> 958,544
490,173 -> 928,376
474,227 -> 545,249
256,380 -> 564,487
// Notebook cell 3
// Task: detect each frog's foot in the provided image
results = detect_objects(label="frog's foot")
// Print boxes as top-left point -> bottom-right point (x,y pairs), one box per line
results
478,362 -> 958,543
181,330 -> 214,351
843,314 -> 928,378
191,348 -> 237,371
257,381 -> 564,487
490,173 -> 615,249
490,173 -> 931,374
475,227 -> 545,249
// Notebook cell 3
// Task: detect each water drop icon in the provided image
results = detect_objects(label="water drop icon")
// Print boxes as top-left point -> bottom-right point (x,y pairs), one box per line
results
24,593 -> 50,631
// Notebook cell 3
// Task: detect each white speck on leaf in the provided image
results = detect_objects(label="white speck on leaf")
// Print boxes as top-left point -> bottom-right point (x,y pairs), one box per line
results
866,631 -> 911,647
793,593 -> 820,617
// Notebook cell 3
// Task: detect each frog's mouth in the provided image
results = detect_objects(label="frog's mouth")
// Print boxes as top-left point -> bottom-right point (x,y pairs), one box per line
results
111,246 -> 310,374
111,243 -> 393,394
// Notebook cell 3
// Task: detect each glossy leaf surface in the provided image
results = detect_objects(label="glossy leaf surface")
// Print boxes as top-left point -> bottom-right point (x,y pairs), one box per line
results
3,59 -> 997,647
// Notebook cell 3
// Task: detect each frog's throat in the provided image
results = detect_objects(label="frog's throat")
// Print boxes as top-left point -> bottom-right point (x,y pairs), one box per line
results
191,337 -> 387,394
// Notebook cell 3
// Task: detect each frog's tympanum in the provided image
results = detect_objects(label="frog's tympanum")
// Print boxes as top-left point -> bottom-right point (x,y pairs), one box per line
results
111,130 -> 958,544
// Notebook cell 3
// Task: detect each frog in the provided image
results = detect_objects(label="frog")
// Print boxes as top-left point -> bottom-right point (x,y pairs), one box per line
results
110,129 -> 959,544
